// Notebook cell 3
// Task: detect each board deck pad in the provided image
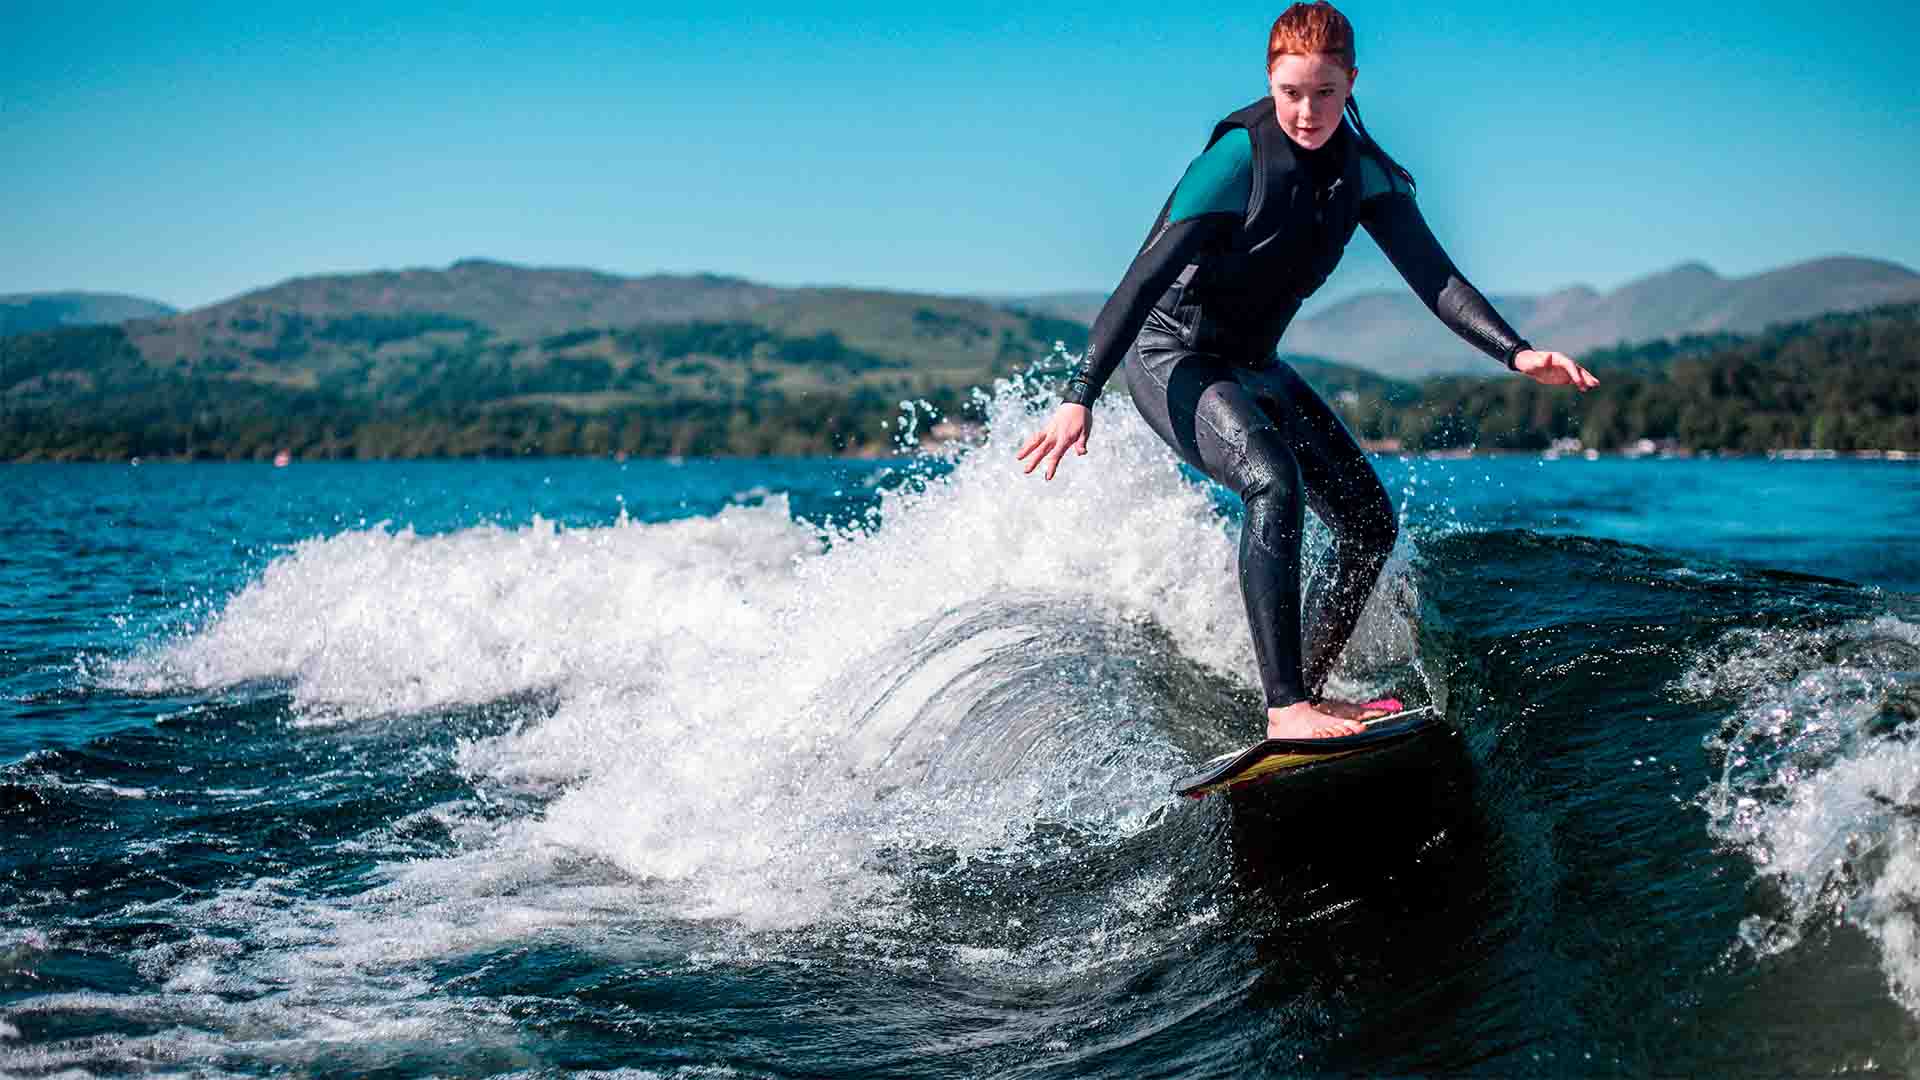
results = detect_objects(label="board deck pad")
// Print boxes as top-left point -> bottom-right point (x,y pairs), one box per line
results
1171,705 -> 1439,799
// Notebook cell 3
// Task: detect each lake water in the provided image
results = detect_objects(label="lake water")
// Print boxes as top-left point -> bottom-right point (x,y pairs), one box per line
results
5,384 -> 1919,1076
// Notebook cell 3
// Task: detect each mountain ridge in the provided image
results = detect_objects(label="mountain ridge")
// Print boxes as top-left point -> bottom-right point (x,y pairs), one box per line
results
0,292 -> 176,335
11,252 -> 1915,385
1281,255 -> 1920,377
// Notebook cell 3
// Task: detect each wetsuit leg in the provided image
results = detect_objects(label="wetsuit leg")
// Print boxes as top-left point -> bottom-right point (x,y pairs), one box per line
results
1238,361 -> 1399,694
1122,324 -> 1312,708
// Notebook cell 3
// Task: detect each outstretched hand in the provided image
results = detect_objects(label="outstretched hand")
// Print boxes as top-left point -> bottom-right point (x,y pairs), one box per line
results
1514,349 -> 1599,391
1015,403 -> 1092,481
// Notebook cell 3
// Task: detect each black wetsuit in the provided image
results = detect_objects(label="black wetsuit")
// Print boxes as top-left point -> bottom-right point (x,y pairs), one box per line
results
1067,97 -> 1530,708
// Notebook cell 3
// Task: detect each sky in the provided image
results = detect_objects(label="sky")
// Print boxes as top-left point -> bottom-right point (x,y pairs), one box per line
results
4,0 -> 1917,313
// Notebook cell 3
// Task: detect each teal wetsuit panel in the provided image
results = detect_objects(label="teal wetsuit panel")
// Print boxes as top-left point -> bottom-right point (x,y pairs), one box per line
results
1167,128 -> 1252,224
1358,149 -> 1413,202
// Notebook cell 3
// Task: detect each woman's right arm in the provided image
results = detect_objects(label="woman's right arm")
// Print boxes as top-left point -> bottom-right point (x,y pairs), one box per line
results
1061,215 -> 1228,407
1063,129 -> 1253,407
1018,133 -> 1249,480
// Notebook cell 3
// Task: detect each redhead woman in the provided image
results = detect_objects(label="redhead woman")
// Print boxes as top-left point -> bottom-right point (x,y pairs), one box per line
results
1016,1 -> 1597,740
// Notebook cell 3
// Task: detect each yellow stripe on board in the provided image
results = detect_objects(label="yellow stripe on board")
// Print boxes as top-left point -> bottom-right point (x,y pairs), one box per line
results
1192,746 -> 1369,797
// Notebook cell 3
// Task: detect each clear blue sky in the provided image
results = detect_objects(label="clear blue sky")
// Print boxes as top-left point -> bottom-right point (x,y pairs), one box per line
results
4,0 -> 1916,312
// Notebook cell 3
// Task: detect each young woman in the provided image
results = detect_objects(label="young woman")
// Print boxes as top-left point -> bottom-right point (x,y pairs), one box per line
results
1016,1 -> 1597,740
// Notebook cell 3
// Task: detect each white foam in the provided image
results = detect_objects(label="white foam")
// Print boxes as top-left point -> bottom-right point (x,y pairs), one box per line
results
53,373 -> 1423,1071
109,500 -> 821,719
0,983 -> 511,1077
1691,614 -> 1920,1015
7,773 -> 149,801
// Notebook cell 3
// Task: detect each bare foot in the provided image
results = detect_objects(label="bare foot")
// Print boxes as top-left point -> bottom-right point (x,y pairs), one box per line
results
1313,697 -> 1400,722
1266,701 -> 1366,740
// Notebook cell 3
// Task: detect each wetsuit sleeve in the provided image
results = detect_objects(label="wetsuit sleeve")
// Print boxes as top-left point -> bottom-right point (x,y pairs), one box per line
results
1063,130 -> 1251,406
1359,190 -> 1532,370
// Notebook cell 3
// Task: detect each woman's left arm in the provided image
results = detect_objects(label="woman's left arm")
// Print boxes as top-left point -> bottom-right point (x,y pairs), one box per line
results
1360,193 -> 1598,390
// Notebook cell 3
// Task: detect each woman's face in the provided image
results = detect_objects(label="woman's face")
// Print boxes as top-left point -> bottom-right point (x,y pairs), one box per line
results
1267,52 -> 1356,150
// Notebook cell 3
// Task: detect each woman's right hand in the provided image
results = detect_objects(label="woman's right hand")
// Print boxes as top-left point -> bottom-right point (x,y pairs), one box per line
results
1015,403 -> 1092,481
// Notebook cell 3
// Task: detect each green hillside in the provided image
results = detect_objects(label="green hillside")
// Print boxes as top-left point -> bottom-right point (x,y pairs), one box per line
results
2,255 -> 1915,461
1338,303 -> 1920,453
0,270 -> 1089,460
0,291 -> 175,335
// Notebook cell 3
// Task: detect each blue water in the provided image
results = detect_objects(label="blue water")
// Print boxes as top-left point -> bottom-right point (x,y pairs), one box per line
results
5,432 -> 1920,1075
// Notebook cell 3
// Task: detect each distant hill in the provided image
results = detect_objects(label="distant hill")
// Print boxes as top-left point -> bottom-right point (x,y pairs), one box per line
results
128,257 -> 781,368
1338,302 -> 1920,453
0,292 -> 174,335
110,259 -> 1087,404
1280,256 -> 1920,378
1282,354 -> 1419,405
989,290 -> 1108,326
6,254 -> 1917,461
1,259 -> 1092,460
9,300 -> 1912,460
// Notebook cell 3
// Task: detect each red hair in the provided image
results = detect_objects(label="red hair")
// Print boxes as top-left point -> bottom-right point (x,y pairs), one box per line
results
1265,2 -> 1418,191
1266,2 -> 1357,71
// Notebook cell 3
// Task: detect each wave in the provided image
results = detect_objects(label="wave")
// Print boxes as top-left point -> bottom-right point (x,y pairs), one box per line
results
49,378 -> 1920,1070
97,377 -> 1420,933
3,377 -> 1451,1071
1690,612 -> 1920,1014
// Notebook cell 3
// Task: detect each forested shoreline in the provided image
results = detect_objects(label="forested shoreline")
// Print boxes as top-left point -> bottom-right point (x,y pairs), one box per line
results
3,303 -> 1916,461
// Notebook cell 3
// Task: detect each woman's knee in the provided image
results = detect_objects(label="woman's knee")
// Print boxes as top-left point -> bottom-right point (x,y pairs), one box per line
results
1236,426 -> 1303,505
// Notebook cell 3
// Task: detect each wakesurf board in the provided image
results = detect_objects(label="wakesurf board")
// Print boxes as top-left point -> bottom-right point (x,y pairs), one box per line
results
1171,704 -> 1439,799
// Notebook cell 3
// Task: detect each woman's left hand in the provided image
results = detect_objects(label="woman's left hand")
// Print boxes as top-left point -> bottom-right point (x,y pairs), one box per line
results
1513,349 -> 1599,391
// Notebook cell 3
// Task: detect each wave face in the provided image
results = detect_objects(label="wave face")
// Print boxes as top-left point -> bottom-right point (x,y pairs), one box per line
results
1692,613 -> 1920,1012
4,385 -> 1920,1075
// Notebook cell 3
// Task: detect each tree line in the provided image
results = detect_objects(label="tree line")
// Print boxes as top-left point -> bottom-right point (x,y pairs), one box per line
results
1329,303 -> 1920,452
2,303 -> 1916,461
